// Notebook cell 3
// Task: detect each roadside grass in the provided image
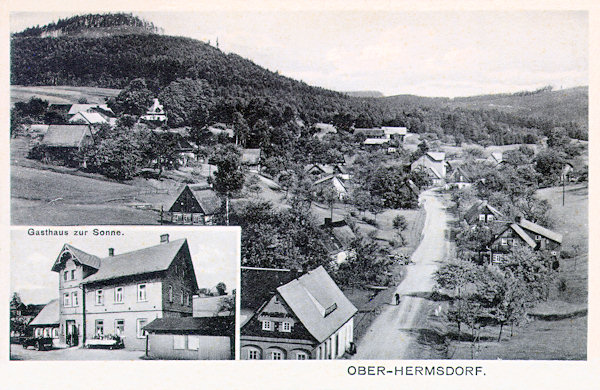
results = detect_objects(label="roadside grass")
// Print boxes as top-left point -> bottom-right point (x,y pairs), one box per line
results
447,315 -> 587,360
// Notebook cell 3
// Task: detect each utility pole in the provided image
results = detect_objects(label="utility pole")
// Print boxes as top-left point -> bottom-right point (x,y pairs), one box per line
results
562,174 -> 565,207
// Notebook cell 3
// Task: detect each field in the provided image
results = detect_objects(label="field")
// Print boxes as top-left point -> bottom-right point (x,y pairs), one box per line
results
11,85 -> 121,106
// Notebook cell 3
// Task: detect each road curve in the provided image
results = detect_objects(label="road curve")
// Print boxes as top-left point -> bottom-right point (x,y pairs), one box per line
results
355,189 -> 450,359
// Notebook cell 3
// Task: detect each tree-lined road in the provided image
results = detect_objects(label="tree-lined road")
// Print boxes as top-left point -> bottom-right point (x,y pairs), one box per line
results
355,189 -> 450,359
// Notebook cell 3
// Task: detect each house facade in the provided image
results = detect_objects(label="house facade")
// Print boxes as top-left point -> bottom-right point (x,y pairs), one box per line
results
164,185 -> 221,225
28,299 -> 60,344
411,152 -> 446,186
484,217 -> 563,264
141,98 -> 168,122
241,266 -> 357,360
40,124 -> 94,167
464,201 -> 506,226
51,234 -> 199,350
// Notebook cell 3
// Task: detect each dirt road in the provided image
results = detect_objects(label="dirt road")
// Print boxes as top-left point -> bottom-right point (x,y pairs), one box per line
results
355,189 -> 450,359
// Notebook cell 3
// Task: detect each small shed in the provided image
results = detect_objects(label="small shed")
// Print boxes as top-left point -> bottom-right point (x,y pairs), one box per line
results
29,299 -> 60,342
143,316 -> 234,360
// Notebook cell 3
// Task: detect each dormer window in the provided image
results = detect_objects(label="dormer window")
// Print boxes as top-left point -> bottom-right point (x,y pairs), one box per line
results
479,214 -> 485,222
487,215 -> 494,222
262,320 -> 273,331
280,322 -> 291,332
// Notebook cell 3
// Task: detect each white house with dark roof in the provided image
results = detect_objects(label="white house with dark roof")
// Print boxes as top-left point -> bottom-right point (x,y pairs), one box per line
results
141,98 -> 168,122
51,234 -> 198,350
241,266 -> 357,360
411,152 -> 446,186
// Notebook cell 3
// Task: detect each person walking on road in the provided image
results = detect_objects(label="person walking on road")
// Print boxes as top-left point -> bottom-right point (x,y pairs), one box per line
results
394,293 -> 400,305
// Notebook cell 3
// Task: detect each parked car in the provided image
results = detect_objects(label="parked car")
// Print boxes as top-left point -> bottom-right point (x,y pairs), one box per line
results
21,336 -> 53,351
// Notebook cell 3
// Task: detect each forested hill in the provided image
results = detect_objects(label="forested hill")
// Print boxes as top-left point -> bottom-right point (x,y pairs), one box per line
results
11,13 -> 588,144
12,13 -> 161,38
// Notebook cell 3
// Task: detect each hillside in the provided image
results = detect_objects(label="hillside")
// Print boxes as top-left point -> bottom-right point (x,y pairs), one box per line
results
11,13 -> 588,144
345,91 -> 385,98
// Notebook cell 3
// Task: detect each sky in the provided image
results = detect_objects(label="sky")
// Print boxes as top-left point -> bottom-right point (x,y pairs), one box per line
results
11,227 -> 240,304
10,10 -> 588,97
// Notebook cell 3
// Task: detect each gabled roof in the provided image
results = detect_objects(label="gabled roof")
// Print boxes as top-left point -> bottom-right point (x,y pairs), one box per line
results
404,179 -> 420,195
464,200 -> 505,222
143,316 -> 234,336
313,175 -> 347,192
29,299 -> 59,327
518,218 -> 563,244
69,110 -> 109,125
51,243 -> 101,272
83,239 -> 190,285
426,152 -> 446,161
166,185 -> 221,215
305,163 -> 334,175
276,266 -> 357,343
42,125 -> 92,148
509,224 -> 537,248
242,149 -> 261,164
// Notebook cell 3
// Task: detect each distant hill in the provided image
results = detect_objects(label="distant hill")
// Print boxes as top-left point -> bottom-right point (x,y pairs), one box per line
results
12,13 -> 161,38
344,91 -> 385,98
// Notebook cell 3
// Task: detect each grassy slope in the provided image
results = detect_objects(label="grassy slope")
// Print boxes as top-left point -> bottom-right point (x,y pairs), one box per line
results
11,85 -> 121,106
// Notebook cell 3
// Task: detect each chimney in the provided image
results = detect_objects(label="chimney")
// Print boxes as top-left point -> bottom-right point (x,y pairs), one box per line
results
108,248 -> 114,257
160,234 -> 170,244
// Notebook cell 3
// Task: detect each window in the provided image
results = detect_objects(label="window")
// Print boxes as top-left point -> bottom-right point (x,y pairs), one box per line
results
535,235 -> 542,241
95,289 -> 104,305
180,289 -> 184,305
296,351 -> 308,360
487,215 -> 494,222
72,291 -> 79,307
95,320 -> 104,337
501,238 -> 508,246
136,318 -> 148,338
262,320 -> 273,331
35,328 -> 42,337
71,270 -> 75,280
64,271 -> 68,281
114,287 -> 123,303
271,351 -> 283,360
193,214 -> 201,224
479,214 -> 485,222
63,293 -> 71,307
247,349 -> 260,360
280,322 -> 291,332
187,335 -> 200,351
183,214 -> 192,223
173,213 -> 182,222
52,328 -> 59,338
186,292 -> 190,306
168,285 -> 173,302
137,284 -> 147,302
115,320 -> 125,336
173,335 -> 186,350
493,254 -> 501,263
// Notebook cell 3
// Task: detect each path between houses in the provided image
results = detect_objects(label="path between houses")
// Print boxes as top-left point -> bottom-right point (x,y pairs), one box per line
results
355,189 -> 450,359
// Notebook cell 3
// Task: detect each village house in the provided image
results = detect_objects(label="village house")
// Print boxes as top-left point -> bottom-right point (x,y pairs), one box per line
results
363,137 -> 390,150
39,124 -> 94,167
143,315 -> 234,360
484,216 -> 563,264
28,299 -> 60,345
304,163 -> 349,179
313,123 -> 337,140
464,200 -> 506,226
410,152 -> 446,186
68,109 -> 117,127
140,98 -> 168,123
67,103 -> 114,117
240,266 -> 357,360
242,148 -> 262,172
313,175 -> 348,200
50,234 -> 199,351
163,184 -> 221,225
320,218 -> 357,265
381,126 -> 407,142
206,123 -> 235,139
446,162 -> 477,189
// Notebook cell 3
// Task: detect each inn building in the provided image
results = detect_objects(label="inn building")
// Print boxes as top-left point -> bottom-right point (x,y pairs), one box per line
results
51,234 -> 198,350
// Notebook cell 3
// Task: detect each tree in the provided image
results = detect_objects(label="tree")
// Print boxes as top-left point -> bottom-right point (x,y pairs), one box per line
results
85,128 -> 145,180
158,78 -> 214,127
245,175 -> 262,198
534,149 -> 566,187
142,131 -> 182,178
108,78 -> 153,116
211,144 -> 245,225
316,185 -> 338,220
215,282 -> 227,296
499,246 -> 557,302
393,215 -> 408,231
278,171 -> 297,199
352,189 -> 371,216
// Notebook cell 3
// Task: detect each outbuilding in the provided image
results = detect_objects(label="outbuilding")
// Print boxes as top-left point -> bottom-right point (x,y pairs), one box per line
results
143,316 -> 234,360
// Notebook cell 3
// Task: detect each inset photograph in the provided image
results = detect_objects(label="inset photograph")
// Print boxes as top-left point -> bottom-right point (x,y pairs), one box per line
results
10,226 -> 238,360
